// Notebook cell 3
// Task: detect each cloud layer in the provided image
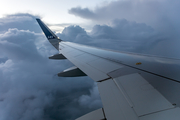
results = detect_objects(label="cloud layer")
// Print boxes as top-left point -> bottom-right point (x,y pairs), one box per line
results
69,0 -> 180,58
57,18 -> 178,58
69,0 -> 180,38
1,0 -> 180,118
0,14 -> 99,120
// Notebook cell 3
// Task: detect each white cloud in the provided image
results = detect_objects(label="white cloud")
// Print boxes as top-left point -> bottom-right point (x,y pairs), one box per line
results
69,0 -> 180,36
78,83 -> 102,109
0,14 -> 96,120
0,13 -> 41,33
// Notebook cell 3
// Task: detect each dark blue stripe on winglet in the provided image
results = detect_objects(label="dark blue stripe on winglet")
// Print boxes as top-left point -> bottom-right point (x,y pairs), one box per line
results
36,18 -> 57,39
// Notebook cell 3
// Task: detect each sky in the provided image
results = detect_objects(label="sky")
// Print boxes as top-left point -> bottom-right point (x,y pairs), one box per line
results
1,0 -> 180,120
0,0 -> 115,32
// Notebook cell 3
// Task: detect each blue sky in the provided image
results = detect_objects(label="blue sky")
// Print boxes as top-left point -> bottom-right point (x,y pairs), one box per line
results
1,0 -> 180,120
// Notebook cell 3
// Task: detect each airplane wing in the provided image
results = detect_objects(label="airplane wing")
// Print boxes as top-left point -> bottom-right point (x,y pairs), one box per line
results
36,19 -> 180,120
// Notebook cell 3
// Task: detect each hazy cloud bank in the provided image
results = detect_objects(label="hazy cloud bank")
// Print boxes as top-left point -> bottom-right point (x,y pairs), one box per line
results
0,14 -> 98,120
69,0 -> 180,32
69,0 -> 180,58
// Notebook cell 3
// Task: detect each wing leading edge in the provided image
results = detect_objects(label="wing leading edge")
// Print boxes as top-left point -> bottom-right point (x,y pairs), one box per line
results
36,19 -> 180,120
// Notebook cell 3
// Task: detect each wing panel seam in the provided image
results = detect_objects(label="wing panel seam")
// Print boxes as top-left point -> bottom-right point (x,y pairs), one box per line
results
60,42 -> 180,84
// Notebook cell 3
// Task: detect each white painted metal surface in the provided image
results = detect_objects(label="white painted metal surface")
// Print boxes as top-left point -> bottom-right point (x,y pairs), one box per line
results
115,73 -> 174,116
60,45 -> 111,81
59,35 -> 180,120
98,79 -> 139,120
66,57 -> 109,81
139,108 -> 180,120
87,58 -> 123,74
75,108 -> 105,120
98,73 -> 179,120
63,42 -> 180,82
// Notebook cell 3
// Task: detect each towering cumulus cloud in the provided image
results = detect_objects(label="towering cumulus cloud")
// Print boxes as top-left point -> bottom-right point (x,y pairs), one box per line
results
69,0 -> 180,58
69,0 -> 180,30
0,14 -> 97,120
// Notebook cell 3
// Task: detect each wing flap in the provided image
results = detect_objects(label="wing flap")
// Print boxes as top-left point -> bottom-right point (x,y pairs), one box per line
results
139,108 -> 180,120
115,73 -> 174,116
98,79 -> 139,120
98,72 -> 177,120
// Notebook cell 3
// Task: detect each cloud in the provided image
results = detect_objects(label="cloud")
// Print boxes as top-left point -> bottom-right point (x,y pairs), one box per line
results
0,13 -> 41,33
57,25 -> 92,44
69,7 -> 96,20
0,14 -> 97,120
0,28 -> 41,61
90,19 -> 155,40
69,0 -> 180,37
57,18 -> 166,56
68,0 -> 180,58
78,83 -> 102,109
69,0 -> 160,22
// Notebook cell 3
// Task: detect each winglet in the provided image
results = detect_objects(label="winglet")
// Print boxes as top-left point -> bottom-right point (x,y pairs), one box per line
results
36,18 -> 58,39
36,18 -> 62,50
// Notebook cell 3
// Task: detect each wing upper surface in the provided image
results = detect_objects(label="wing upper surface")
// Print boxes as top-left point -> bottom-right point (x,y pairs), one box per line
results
61,42 -> 180,83
36,19 -> 180,120
59,41 -> 180,120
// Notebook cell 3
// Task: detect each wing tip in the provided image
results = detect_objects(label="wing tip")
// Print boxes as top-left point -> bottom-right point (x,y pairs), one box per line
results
36,18 -> 40,21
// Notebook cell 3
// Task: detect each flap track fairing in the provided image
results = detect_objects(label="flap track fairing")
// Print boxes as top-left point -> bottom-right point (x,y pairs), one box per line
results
58,66 -> 87,77
49,53 -> 66,60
